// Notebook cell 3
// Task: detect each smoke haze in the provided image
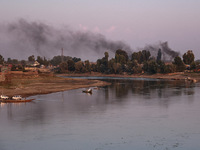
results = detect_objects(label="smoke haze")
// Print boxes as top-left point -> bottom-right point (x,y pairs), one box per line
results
0,19 -> 131,61
141,41 -> 180,61
0,19 -> 180,61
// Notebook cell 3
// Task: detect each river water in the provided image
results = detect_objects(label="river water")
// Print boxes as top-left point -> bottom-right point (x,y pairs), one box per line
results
0,77 -> 200,150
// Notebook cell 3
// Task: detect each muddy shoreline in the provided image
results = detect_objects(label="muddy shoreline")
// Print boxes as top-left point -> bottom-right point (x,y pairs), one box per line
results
1,72 -> 200,98
1,75 -> 111,98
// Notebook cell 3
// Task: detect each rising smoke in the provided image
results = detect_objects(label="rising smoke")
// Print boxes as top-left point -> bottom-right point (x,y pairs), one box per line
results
0,19 -> 131,61
141,41 -> 180,61
0,19 -> 179,61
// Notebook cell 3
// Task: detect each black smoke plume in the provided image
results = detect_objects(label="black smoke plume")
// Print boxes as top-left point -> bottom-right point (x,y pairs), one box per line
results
141,41 -> 180,61
0,19 -> 131,61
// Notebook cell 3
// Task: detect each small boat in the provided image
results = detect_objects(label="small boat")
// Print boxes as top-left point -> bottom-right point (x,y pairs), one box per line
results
82,88 -> 92,94
0,98 -> 34,103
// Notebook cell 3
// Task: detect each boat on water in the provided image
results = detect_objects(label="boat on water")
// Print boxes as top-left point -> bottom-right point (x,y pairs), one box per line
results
82,88 -> 92,94
0,99 -> 34,103
0,95 -> 34,103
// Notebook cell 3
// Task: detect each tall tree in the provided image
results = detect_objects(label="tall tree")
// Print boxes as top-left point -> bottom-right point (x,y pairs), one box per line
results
115,49 -> 129,63
59,62 -> 68,73
142,50 -> 151,62
173,56 -> 185,72
75,61 -> 84,73
84,60 -> 91,72
0,55 -> 4,64
156,49 -> 162,63
28,55 -> 35,62
67,59 -> 75,71
183,50 -> 195,64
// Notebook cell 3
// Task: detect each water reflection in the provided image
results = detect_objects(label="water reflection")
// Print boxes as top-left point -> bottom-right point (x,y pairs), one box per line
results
0,78 -> 200,150
105,79 -> 196,98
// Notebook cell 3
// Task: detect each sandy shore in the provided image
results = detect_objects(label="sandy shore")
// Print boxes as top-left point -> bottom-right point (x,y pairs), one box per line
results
1,71 -> 200,98
1,75 -> 111,97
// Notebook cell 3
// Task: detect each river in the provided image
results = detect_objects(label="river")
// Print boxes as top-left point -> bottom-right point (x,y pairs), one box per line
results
0,77 -> 200,150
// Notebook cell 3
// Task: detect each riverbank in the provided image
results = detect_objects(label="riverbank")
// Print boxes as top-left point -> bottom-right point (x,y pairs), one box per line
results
1,71 -> 200,98
0,74 -> 111,97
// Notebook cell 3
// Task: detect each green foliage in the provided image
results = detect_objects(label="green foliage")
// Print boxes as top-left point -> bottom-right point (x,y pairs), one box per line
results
156,49 -> 162,62
37,56 -> 49,66
28,55 -> 35,62
190,61 -> 196,70
173,56 -> 185,72
59,62 -> 68,73
84,60 -> 91,72
50,56 -> 80,66
115,49 -> 129,63
0,55 -> 4,64
164,64 -> 176,73
142,50 -> 151,62
72,57 -> 81,63
113,63 -> 122,74
183,50 -> 194,64
75,61 -> 84,73
143,60 -> 158,74
67,59 -> 75,71
132,50 -> 151,64
20,60 -> 26,66
104,52 -> 109,60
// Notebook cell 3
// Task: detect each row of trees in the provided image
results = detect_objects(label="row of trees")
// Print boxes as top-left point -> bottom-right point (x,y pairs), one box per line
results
57,49 -> 197,74
0,49 -> 197,74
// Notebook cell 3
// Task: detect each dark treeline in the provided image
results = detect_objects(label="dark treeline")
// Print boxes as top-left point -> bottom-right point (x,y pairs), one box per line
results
0,49 -> 198,74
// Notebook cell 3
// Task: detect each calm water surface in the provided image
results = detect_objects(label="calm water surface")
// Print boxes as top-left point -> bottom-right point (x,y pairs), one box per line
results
0,77 -> 200,150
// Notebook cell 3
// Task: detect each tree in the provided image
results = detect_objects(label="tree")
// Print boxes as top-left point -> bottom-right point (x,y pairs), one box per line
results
157,61 -> 165,73
165,64 -> 176,73
67,59 -> 75,71
28,55 -> 35,62
190,61 -> 196,70
142,50 -> 151,62
115,49 -> 129,63
20,60 -> 26,67
113,63 -> 122,74
131,50 -> 151,64
75,61 -> 84,73
59,62 -> 68,73
143,60 -> 158,74
183,50 -> 195,65
156,49 -> 162,63
12,59 -> 19,64
0,55 -> 4,64
7,58 -> 12,64
173,56 -> 185,72
50,55 -> 73,66
131,52 -> 139,62
104,52 -> 109,61
72,57 -> 81,63
37,56 -> 44,65
84,60 -> 91,72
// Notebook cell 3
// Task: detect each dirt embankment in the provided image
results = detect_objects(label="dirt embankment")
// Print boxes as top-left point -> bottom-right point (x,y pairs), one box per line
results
0,72 -> 110,97
1,71 -> 200,97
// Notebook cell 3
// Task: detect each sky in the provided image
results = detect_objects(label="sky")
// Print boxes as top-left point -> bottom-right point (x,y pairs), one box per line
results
0,0 -> 200,61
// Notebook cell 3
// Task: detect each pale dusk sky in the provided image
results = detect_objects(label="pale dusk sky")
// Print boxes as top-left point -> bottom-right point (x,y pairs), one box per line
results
0,0 -> 200,60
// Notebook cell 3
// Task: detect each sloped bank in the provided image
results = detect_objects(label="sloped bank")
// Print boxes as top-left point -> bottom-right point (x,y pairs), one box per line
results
0,73 -> 111,97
